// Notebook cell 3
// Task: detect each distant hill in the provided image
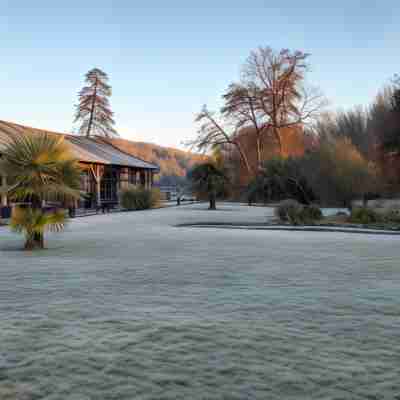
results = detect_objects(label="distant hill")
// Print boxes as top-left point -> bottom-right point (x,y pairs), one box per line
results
108,138 -> 208,185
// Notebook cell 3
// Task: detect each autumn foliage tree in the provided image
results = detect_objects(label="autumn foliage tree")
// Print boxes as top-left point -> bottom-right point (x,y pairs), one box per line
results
74,68 -> 117,138
241,47 -> 324,161
190,46 -> 324,178
300,137 -> 379,208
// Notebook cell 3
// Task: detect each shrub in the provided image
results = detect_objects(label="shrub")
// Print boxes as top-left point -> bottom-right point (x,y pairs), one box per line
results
275,199 -> 303,225
150,187 -> 162,208
298,138 -> 379,208
275,200 -> 323,225
120,185 -> 159,211
300,204 -> 323,222
383,208 -> 400,224
120,185 -> 136,210
349,207 -> 382,224
249,158 -> 316,205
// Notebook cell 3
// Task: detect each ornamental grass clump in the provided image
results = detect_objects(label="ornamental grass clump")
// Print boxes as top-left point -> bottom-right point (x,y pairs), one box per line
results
275,199 -> 303,225
383,208 -> 400,224
300,204 -> 323,223
120,185 -> 161,210
275,200 -> 323,225
150,187 -> 161,208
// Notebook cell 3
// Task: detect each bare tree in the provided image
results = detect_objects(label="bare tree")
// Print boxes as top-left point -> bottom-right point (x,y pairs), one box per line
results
311,108 -> 372,158
221,83 -> 266,171
189,46 -> 324,179
74,68 -> 117,138
242,47 -> 325,157
190,105 -> 254,176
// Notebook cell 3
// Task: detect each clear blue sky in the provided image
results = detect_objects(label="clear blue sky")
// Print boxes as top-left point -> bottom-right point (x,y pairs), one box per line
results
1,0 -> 399,148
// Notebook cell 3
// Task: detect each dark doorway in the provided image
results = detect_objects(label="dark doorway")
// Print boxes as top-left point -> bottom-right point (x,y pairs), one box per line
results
101,167 -> 119,202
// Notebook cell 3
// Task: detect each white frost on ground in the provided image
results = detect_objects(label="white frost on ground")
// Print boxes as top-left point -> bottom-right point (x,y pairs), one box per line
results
0,203 -> 399,399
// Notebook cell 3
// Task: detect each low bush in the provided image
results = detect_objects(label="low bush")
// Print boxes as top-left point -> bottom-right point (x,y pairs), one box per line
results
121,185 -> 160,211
275,199 -> 303,225
150,187 -> 162,208
300,204 -> 323,222
349,207 -> 382,224
275,200 -> 323,225
383,208 -> 400,224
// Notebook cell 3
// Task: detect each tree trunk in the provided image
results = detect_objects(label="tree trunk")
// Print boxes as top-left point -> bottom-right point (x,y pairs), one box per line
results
234,142 -> 253,178
86,77 -> 98,138
256,135 -> 263,172
25,232 -> 44,250
28,196 -> 45,250
273,126 -> 283,156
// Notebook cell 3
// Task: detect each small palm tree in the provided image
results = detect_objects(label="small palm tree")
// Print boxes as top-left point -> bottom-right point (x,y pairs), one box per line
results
189,162 -> 228,210
10,207 -> 66,250
0,132 -> 81,249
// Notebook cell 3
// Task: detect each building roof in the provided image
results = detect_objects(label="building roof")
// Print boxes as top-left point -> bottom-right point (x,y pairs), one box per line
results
0,120 -> 159,171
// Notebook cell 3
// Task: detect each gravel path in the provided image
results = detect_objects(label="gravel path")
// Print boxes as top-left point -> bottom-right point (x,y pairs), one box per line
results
1,203 -> 399,399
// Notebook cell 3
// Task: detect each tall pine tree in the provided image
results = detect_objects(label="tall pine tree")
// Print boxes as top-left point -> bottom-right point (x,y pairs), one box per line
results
74,68 -> 117,138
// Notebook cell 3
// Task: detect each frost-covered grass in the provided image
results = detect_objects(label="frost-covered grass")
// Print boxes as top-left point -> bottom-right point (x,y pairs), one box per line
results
1,203 -> 399,399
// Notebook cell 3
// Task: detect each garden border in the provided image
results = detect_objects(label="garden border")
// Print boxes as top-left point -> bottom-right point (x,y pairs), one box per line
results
176,223 -> 400,235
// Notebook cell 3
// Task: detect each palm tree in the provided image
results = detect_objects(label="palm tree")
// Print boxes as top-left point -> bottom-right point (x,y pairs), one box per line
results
10,207 -> 66,250
189,162 -> 228,210
0,132 -> 81,249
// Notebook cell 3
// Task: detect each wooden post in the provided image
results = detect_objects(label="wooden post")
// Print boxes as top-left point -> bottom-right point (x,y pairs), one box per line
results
90,164 -> 102,207
1,175 -> 7,207
96,172 -> 101,207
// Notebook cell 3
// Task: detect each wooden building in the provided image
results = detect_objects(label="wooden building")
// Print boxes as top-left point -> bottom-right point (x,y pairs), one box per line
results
0,120 -> 159,213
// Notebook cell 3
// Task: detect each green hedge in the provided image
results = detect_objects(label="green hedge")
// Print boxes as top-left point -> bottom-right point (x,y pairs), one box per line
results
349,207 -> 382,224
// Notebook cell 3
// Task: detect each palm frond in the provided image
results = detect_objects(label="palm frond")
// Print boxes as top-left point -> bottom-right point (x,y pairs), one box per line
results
10,207 -> 66,236
1,132 -> 81,203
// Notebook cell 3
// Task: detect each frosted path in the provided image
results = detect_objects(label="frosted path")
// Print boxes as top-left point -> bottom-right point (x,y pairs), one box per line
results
1,203 -> 399,399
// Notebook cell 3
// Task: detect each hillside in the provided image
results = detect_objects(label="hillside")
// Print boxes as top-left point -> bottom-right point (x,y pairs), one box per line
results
108,138 -> 208,184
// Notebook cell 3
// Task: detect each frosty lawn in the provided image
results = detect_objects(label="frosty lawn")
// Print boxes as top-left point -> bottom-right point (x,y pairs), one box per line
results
1,203 -> 399,399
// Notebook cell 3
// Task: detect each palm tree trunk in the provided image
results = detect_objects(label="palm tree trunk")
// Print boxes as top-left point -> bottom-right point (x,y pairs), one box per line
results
25,234 -> 43,250
30,196 -> 44,249
29,232 -> 44,249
